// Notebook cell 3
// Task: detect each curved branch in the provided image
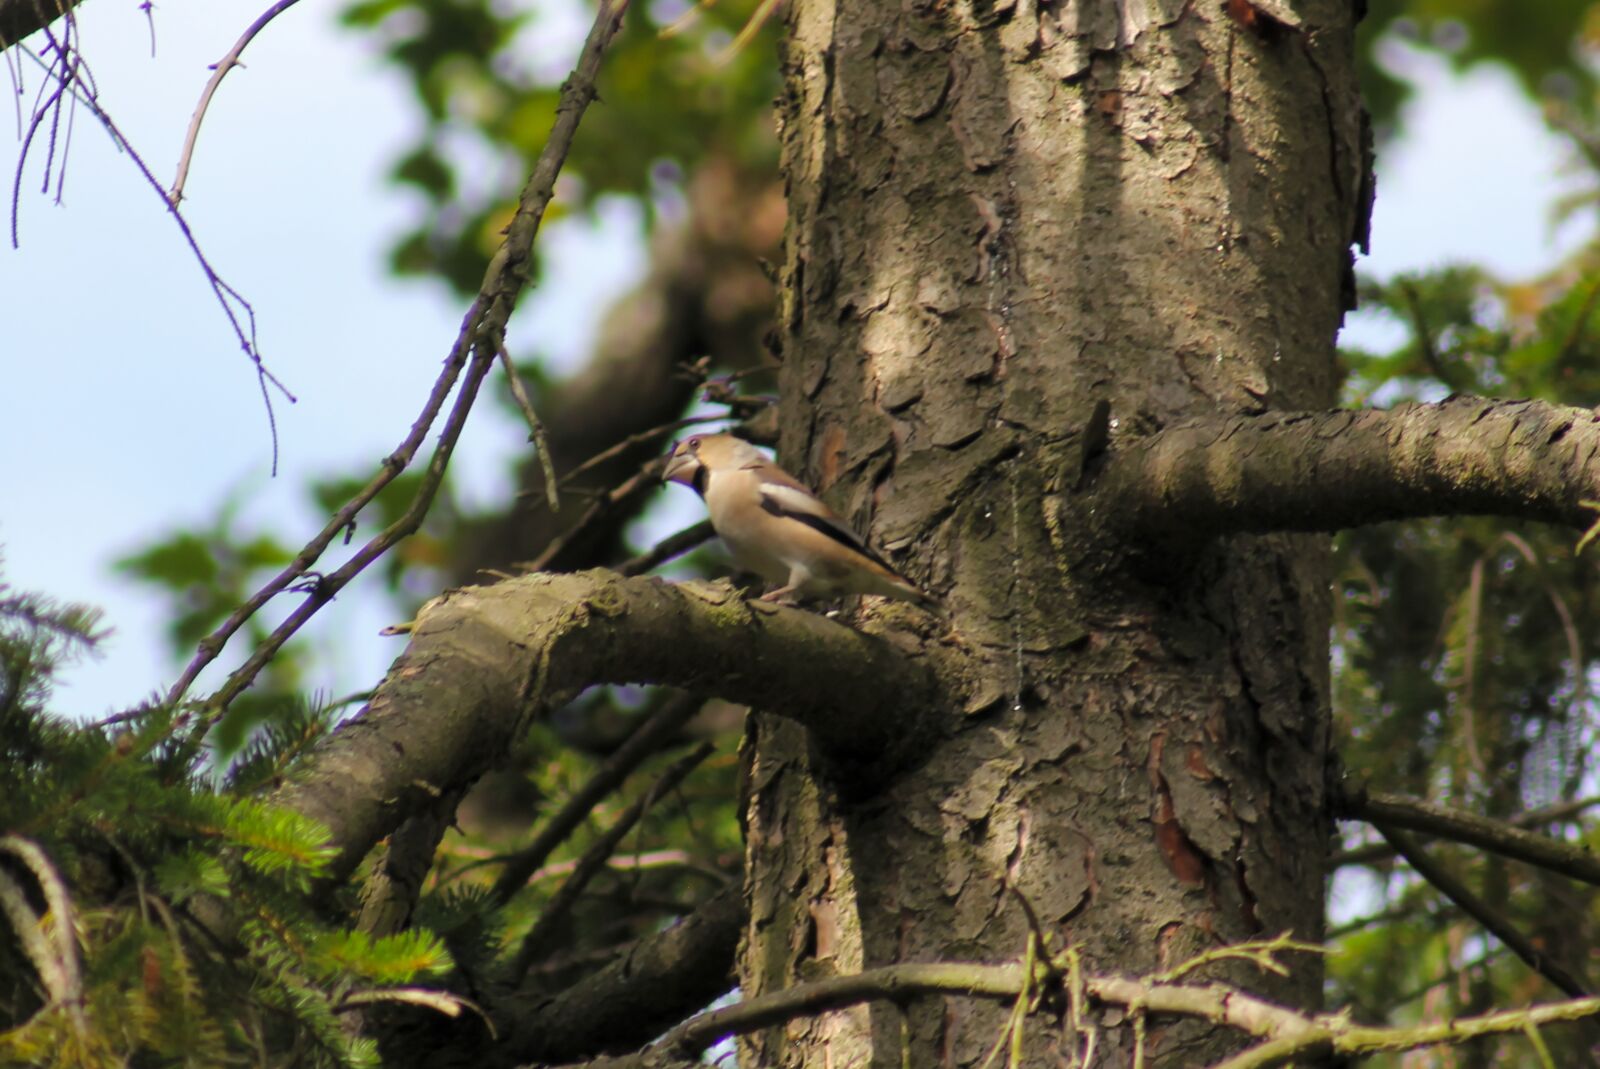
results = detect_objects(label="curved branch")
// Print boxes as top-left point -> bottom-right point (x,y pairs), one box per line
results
1084,398 -> 1600,540
272,571 -> 946,882
169,0 -> 303,205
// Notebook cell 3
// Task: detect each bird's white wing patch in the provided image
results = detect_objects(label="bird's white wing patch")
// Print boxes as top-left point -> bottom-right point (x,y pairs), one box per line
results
756,482 -> 898,574
757,481 -> 833,520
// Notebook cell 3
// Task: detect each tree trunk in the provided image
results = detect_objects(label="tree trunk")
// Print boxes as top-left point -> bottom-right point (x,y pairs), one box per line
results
742,1 -> 1368,1064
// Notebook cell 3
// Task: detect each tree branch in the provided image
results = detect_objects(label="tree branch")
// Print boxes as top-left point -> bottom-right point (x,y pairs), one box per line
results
1373,821 -> 1590,998
0,0 -> 80,51
1333,794 -> 1600,869
1084,398 -> 1600,541
507,741 -> 715,981
543,953 -> 1600,1069
166,0 -> 632,715
497,884 -> 744,1065
489,692 -> 703,907
1339,790 -> 1600,885
169,0 -> 304,204
272,571 -> 944,883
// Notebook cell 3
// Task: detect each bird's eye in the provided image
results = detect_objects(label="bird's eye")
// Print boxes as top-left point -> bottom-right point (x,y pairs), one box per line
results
687,437 -> 702,452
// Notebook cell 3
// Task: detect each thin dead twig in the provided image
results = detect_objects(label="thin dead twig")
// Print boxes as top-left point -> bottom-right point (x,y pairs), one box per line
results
618,520 -> 716,577
495,338 -> 560,511
490,692 -> 703,907
507,740 -> 714,981
169,0 -> 303,205
12,32 -> 294,475
169,0 -> 633,719
1373,821 -> 1589,998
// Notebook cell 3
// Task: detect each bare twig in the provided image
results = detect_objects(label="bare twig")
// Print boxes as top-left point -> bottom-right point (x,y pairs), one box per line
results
12,34 -> 294,474
618,520 -> 716,577
169,0 -> 303,204
167,0 -> 633,717
518,461 -> 665,573
496,338 -> 560,511
1373,821 -> 1589,998
490,692 -> 704,906
540,413 -> 729,493
508,741 -> 714,981
334,986 -> 496,1036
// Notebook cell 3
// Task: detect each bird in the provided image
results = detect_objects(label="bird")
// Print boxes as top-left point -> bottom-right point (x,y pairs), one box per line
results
661,433 -> 939,609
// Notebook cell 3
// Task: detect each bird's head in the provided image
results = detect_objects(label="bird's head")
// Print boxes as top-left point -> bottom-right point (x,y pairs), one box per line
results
662,433 -> 761,493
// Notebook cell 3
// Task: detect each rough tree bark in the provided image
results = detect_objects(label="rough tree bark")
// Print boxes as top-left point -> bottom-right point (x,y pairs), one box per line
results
741,1 -> 1367,1065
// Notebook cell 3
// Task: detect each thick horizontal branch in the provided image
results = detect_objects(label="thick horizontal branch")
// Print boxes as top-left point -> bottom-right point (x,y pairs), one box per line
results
1340,790 -> 1600,885
272,571 -> 944,882
1084,398 -> 1600,540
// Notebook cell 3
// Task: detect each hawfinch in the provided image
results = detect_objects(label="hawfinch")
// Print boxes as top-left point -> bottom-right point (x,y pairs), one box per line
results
662,433 -> 938,608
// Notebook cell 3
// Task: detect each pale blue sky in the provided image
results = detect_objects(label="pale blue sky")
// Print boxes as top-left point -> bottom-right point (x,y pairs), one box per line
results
1,8 -> 1592,721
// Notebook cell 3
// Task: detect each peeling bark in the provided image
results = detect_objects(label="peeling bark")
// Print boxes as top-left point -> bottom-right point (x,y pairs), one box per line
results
748,0 -> 1365,1064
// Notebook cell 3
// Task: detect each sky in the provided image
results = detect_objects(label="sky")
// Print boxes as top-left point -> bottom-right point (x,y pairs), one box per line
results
1,7 -> 1594,725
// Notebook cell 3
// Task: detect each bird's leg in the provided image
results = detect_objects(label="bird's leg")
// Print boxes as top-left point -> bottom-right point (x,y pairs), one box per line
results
758,565 -> 810,603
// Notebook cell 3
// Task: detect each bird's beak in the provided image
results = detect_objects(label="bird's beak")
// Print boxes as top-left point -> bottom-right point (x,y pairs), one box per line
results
662,452 -> 698,485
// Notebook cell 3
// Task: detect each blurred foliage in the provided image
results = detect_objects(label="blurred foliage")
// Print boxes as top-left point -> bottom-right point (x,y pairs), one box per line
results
1358,1 -> 1600,141
339,0 -> 781,294
1329,257 -> 1600,1063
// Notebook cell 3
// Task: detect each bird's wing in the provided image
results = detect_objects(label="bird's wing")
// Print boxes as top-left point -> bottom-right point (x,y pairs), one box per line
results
748,464 -> 901,576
